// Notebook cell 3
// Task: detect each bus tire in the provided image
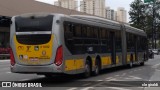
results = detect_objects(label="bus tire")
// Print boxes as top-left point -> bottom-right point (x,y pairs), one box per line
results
83,60 -> 91,78
140,62 -> 144,66
93,59 -> 100,76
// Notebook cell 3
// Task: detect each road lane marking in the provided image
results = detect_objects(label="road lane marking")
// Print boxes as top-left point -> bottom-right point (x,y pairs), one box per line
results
156,69 -> 160,71
1,67 -> 9,70
105,87 -> 131,90
80,87 -> 94,90
97,80 -> 103,81
106,78 -> 118,81
152,63 -> 160,68
6,72 -> 11,74
82,83 -> 92,86
38,76 -> 44,78
0,60 -> 10,62
19,79 -> 30,81
105,77 -> 113,79
67,88 -> 77,90
121,73 -> 126,76
134,70 -> 137,71
125,76 -> 142,80
115,75 -> 120,76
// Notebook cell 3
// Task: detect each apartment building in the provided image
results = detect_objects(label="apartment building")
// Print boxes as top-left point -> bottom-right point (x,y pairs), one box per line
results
106,7 -> 117,21
80,0 -> 106,18
54,0 -> 78,10
117,7 -> 127,23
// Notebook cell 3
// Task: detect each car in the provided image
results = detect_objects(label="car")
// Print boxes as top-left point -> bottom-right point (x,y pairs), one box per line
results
152,49 -> 159,55
158,49 -> 160,53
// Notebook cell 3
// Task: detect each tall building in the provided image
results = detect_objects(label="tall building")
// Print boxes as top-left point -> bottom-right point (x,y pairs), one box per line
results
106,7 -> 117,21
117,7 -> 127,23
54,1 -> 60,6
80,0 -> 106,18
80,0 -> 94,15
54,0 -> 78,10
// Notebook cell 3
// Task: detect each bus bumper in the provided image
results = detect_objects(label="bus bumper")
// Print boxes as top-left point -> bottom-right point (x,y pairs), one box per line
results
10,64 -> 63,73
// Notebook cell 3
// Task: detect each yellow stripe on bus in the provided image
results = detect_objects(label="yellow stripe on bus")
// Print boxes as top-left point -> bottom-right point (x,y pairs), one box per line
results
76,59 -> 84,70
65,60 -> 76,71
133,54 -> 135,61
92,58 -> 95,67
65,55 -> 120,71
127,54 -> 130,62
14,35 -> 53,65
101,56 -> 111,66
65,59 -> 84,71
116,56 -> 119,64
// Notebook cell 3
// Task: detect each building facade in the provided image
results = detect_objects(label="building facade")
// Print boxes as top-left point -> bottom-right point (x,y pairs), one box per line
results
54,0 -> 78,10
117,7 -> 127,23
80,0 -> 106,18
106,7 -> 117,21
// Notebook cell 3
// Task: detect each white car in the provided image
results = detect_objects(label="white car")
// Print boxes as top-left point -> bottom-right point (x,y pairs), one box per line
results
152,49 -> 159,55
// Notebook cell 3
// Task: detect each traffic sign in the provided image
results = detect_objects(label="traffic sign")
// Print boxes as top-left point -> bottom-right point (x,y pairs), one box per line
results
144,0 -> 154,3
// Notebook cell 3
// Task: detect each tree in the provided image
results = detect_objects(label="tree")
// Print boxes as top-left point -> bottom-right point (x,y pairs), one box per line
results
129,0 -> 146,30
146,0 -> 160,48
129,0 -> 160,49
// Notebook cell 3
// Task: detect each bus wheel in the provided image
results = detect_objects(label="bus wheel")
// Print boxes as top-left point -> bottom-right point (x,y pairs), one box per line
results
93,60 -> 100,76
140,62 -> 144,66
83,60 -> 91,78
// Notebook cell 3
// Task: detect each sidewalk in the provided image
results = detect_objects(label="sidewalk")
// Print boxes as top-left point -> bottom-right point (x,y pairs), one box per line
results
0,59 -> 10,62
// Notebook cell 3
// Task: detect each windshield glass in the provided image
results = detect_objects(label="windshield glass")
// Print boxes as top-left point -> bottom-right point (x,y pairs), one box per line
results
15,15 -> 53,32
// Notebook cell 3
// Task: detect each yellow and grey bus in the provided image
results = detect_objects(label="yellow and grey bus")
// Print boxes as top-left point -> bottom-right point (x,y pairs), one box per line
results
10,13 -> 148,77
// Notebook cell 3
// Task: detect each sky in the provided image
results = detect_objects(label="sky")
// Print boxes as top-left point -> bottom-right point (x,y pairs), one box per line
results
36,0 -> 135,22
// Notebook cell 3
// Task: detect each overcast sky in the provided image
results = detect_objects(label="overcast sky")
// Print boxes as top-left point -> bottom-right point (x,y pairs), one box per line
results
36,0 -> 135,22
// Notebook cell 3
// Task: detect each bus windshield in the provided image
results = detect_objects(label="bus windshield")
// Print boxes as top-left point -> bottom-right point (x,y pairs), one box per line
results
15,15 -> 53,32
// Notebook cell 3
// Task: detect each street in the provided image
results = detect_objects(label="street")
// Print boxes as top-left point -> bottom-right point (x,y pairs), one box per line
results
0,55 -> 160,90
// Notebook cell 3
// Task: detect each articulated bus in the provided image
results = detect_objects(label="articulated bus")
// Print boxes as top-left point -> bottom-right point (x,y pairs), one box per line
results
10,13 -> 148,77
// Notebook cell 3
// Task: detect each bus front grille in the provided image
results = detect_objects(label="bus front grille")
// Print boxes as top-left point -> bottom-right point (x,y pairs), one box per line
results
16,34 -> 51,45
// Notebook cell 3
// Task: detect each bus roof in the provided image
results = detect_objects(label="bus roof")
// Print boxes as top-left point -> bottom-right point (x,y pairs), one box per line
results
124,24 -> 147,36
70,15 -> 146,37
13,13 -> 147,37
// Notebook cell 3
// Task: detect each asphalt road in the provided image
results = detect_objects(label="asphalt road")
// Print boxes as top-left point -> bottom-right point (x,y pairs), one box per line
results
0,55 -> 160,90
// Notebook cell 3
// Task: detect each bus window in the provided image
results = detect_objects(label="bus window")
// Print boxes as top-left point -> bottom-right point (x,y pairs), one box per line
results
74,24 -> 81,37
73,23 -> 85,54
15,15 -> 53,32
100,28 -> 108,53
115,31 -> 122,52
64,22 -> 74,54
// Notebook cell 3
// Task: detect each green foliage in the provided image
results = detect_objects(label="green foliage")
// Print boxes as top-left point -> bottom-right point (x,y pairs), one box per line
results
129,0 -> 160,38
129,0 -> 146,30
129,0 -> 160,48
